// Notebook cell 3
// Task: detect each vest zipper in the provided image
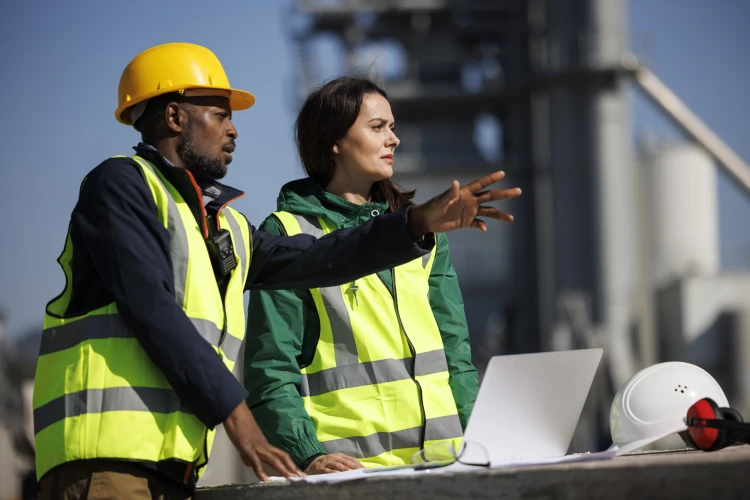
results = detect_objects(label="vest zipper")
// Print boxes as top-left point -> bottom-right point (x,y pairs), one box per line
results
194,427 -> 210,479
218,298 -> 229,350
349,281 -> 359,306
377,269 -> 427,451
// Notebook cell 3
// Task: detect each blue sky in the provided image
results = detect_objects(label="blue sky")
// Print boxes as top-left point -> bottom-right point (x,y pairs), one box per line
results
0,0 -> 748,338
630,0 -> 750,270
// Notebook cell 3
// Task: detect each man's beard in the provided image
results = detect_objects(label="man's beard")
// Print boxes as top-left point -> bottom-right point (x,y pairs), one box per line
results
177,128 -> 230,180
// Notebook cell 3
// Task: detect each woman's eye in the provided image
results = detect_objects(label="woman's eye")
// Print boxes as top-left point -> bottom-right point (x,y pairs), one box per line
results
372,125 -> 382,131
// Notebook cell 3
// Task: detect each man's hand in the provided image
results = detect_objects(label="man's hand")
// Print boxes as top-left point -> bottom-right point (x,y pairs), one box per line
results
408,171 -> 522,238
224,402 -> 305,481
304,453 -> 365,474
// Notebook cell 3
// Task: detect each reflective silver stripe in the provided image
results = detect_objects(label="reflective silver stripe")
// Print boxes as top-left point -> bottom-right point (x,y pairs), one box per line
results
191,318 -> 223,346
132,156 -> 189,306
34,386 -> 193,435
219,334 -> 243,363
320,285 -> 359,366
322,426 -> 419,458
422,252 -> 431,269
194,318 -> 242,362
39,315 -> 132,356
223,209 -> 247,281
219,210 -> 247,363
424,414 -> 463,442
294,214 -> 324,238
40,315 -> 225,356
292,214 -> 359,366
414,349 -> 449,377
321,415 -> 462,458
221,210 -> 248,362
192,319 -> 245,363
300,349 -> 449,397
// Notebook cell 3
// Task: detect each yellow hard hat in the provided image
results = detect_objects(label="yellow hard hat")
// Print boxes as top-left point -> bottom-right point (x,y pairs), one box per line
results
115,42 -> 256,125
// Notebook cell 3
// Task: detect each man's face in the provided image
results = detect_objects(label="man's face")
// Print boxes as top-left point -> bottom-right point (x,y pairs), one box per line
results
176,96 -> 237,180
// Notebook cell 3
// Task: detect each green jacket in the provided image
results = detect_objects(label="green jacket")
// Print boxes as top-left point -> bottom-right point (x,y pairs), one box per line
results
244,179 -> 478,467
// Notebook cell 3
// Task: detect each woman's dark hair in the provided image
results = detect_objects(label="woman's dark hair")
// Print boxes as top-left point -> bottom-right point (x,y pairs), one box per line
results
294,76 -> 415,210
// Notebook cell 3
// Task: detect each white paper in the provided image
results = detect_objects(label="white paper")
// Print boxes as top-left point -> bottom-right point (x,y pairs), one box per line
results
284,466 -> 432,484
273,449 -> 617,485
489,449 -> 617,468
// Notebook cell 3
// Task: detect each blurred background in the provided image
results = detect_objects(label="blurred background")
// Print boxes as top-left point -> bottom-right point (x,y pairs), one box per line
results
1,0 -> 749,497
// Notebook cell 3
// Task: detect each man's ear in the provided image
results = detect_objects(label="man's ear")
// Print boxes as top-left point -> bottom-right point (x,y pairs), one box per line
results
165,102 -> 186,134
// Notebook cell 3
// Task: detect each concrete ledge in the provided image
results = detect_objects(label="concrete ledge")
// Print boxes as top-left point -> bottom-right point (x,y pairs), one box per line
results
196,445 -> 750,500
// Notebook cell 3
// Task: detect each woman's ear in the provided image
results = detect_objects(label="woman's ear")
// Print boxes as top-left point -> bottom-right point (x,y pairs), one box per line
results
332,143 -> 340,155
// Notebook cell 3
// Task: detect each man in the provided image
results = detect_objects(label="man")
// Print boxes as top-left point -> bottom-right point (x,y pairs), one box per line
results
33,42 -> 521,499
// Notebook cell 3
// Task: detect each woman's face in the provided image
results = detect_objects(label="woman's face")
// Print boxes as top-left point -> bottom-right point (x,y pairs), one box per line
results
333,92 -> 400,183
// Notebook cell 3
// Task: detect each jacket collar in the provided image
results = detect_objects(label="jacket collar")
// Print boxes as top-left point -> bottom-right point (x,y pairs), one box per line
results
133,143 -> 245,210
277,178 -> 389,229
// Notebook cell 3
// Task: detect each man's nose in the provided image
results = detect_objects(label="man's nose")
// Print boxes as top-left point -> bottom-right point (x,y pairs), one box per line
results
227,121 -> 238,139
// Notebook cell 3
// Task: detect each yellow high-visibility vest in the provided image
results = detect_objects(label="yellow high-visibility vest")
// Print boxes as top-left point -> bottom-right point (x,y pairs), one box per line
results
273,211 -> 462,467
33,155 -> 251,481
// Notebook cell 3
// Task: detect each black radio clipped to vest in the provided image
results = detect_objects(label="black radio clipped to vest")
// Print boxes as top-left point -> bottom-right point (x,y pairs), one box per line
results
206,215 -> 237,278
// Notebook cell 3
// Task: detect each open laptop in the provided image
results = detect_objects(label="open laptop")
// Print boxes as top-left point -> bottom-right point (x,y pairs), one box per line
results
364,348 -> 603,473
316,348 -> 604,482
459,348 -> 603,466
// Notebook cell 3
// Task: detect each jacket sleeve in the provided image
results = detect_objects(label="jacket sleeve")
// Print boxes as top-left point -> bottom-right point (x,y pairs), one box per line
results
244,216 -> 327,467
72,159 -> 247,429
429,233 -> 479,430
245,208 -> 435,291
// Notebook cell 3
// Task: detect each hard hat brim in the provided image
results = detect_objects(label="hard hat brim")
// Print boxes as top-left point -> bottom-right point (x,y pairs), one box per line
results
115,85 -> 256,126
606,424 -> 686,455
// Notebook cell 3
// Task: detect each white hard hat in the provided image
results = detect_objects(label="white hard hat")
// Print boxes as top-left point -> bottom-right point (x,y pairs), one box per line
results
608,361 -> 728,454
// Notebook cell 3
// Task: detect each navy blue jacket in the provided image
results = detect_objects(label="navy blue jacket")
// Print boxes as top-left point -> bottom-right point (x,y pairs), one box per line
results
61,144 -> 434,431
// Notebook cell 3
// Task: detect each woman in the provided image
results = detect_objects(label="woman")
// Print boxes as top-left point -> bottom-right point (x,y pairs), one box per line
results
245,77 -> 483,474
